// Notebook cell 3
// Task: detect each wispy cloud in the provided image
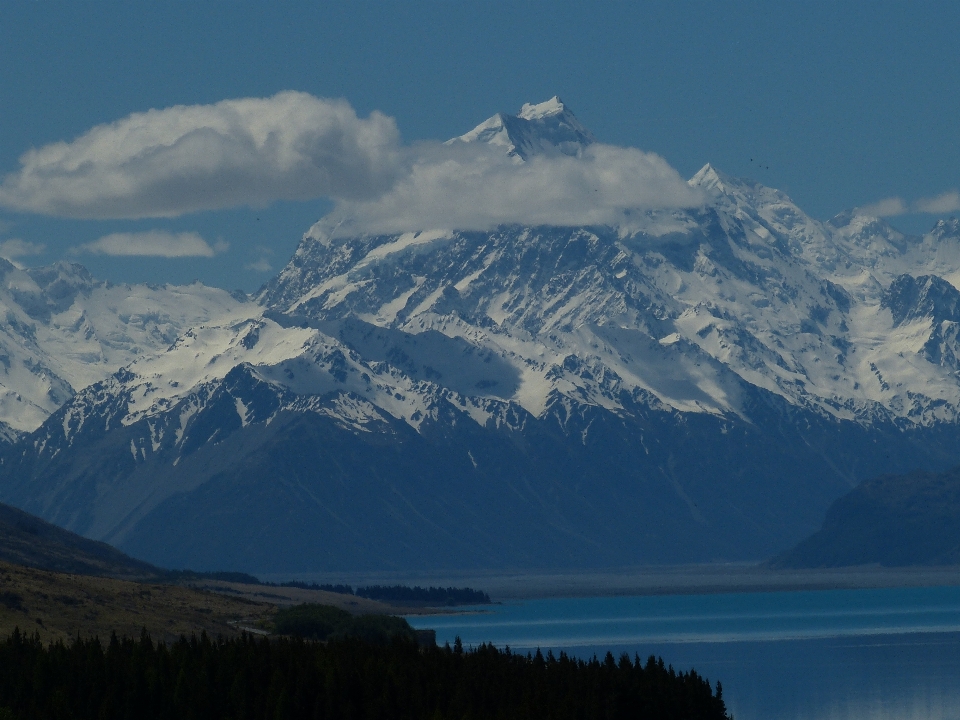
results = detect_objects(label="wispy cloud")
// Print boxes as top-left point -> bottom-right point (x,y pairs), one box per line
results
245,258 -> 273,272
243,244 -> 274,272
916,190 -> 960,214
858,191 -> 960,217
0,238 -> 45,259
857,197 -> 909,217
0,92 -> 400,219
73,230 -> 226,258
317,141 -> 703,238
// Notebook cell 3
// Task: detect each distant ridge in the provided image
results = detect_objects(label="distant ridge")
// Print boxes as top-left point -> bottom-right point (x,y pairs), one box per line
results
772,465 -> 960,568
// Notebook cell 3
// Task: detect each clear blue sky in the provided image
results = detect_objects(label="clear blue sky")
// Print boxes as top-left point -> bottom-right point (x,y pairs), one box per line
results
2,0 -> 958,290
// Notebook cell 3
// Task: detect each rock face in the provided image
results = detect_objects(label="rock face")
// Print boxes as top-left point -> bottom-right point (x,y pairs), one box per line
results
3,100 -> 960,573
772,465 -> 960,568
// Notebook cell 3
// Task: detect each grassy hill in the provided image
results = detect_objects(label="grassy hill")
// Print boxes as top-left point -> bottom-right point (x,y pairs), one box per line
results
0,559 -> 274,644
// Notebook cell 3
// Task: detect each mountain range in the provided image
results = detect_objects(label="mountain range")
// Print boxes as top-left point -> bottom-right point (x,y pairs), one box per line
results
2,97 -> 960,574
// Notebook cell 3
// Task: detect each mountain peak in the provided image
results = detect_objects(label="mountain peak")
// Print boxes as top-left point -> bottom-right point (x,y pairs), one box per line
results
450,97 -> 596,160
517,96 -> 567,120
932,217 -> 960,239
688,163 -> 737,192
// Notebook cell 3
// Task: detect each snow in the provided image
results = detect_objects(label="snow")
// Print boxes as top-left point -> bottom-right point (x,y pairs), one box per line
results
450,96 -> 595,160
518,96 -> 566,120
234,397 -> 250,427
0,261 -> 247,432
9,102 -> 960,448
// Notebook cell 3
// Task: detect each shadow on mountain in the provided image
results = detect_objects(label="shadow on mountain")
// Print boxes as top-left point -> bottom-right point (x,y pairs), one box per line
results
269,312 -> 521,399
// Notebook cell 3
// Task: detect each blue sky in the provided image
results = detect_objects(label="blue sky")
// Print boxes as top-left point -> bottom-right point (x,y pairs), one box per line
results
1,1 -> 958,290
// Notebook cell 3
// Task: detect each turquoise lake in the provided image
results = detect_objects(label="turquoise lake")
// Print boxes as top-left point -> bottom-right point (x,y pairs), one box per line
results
406,585 -> 960,720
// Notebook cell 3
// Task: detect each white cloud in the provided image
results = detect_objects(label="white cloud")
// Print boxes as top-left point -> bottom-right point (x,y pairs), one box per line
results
857,191 -> 960,218
245,258 -> 273,272
0,92 -> 400,219
0,238 -> 45,259
857,196 -> 908,217
915,190 -> 960,214
0,92 -> 705,234
316,141 -> 704,237
73,230 -> 226,258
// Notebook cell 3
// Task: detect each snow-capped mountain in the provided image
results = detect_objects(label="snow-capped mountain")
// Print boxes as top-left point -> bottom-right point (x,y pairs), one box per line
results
449,96 -> 596,159
4,99 -> 960,574
0,259 -> 246,436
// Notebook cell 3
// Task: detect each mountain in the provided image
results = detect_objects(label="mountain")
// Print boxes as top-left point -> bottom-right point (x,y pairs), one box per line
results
772,465 -> 960,567
449,96 -> 596,159
3,100 -> 960,573
0,258 -> 246,437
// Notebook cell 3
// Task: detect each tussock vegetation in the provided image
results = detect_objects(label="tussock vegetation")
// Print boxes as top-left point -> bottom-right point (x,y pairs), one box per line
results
0,561 -> 271,645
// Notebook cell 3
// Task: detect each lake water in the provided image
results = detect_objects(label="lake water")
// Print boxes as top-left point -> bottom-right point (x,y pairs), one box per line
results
406,585 -> 960,720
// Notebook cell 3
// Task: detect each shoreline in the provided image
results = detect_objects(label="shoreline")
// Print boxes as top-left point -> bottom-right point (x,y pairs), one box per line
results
257,563 -> 960,601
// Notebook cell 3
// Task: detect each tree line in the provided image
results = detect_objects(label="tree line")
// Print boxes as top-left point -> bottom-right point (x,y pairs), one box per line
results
270,582 -> 492,605
170,570 -> 492,606
0,628 -> 728,719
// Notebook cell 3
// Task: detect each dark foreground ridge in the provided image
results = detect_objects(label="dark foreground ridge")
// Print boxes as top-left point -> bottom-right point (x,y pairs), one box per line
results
772,464 -> 960,568
0,630 -> 728,720
0,501 -> 160,580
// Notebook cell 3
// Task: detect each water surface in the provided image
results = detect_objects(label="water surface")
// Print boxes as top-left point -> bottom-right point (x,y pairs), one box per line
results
407,585 -> 960,720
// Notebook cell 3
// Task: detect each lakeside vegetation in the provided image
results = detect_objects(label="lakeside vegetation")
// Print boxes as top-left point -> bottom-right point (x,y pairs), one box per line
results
271,603 -> 419,644
277,583 -> 491,605
170,569 -> 493,606
0,629 -> 728,720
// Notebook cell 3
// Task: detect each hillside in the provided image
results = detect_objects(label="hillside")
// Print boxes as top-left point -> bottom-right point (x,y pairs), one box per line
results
0,559 -> 273,645
0,501 -> 162,579
772,466 -> 960,567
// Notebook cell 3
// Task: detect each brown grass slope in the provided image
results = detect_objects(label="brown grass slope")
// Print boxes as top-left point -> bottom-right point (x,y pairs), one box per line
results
0,502 -> 433,645
0,560 -> 274,645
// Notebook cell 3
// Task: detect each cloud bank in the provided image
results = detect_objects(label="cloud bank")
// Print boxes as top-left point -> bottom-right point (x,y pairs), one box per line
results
314,141 -> 704,238
0,92 -> 705,235
0,92 -> 400,219
73,230 -> 226,257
